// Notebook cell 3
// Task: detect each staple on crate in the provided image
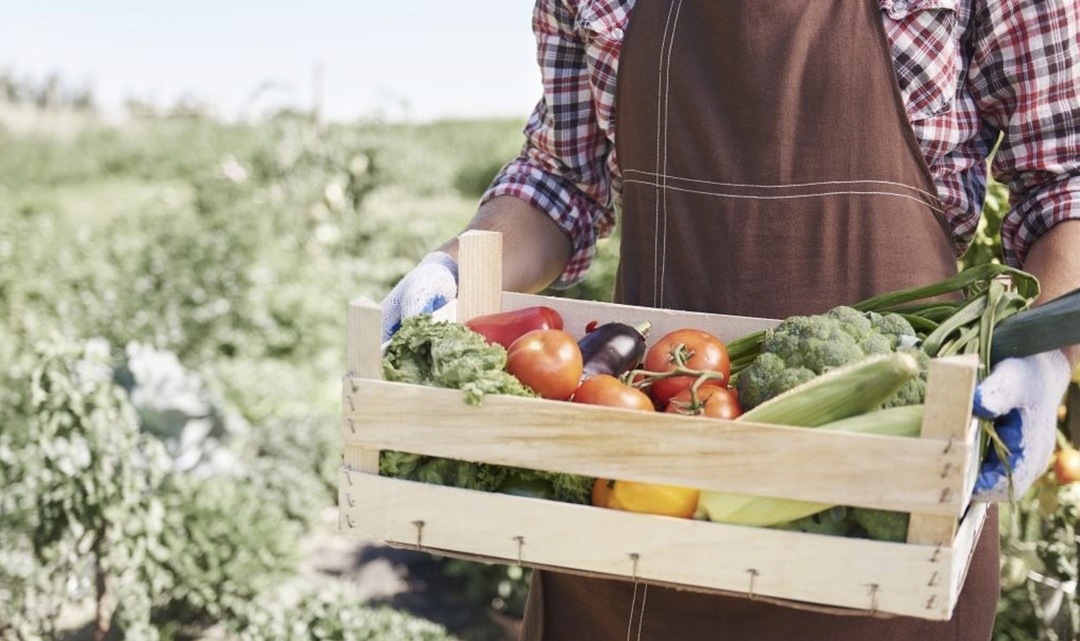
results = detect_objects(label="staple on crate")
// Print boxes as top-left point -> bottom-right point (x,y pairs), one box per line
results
511,533 -> 524,565
628,553 -> 640,582
412,520 -> 425,550
927,571 -> 940,587
940,462 -> 953,479
926,595 -> 937,610
930,545 -> 943,563
943,435 -> 955,455
346,418 -> 356,434
865,583 -> 880,614
746,569 -> 760,599
939,488 -> 953,503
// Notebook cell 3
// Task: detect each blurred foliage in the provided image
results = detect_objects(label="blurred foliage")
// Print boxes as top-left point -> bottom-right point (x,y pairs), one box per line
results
995,478 -> 1080,641
0,104 -> 1074,641
0,112 -> 521,640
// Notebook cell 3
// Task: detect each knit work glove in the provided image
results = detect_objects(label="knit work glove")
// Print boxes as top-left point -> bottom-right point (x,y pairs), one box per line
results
380,251 -> 458,342
972,350 -> 1072,502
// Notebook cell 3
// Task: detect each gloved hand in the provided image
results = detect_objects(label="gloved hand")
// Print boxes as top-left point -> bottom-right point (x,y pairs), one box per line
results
972,350 -> 1072,502
380,251 -> 458,341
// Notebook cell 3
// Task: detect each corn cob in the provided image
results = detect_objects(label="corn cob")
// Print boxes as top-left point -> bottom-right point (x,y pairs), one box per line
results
696,355 -> 923,527
737,351 -> 920,427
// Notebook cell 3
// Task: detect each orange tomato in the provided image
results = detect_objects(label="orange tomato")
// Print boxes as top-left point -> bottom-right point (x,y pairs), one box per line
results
573,374 -> 656,412
592,478 -> 615,507
1054,447 -> 1080,484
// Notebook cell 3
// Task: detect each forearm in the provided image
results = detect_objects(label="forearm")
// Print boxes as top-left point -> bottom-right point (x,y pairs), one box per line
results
437,195 -> 573,294
1022,220 -> 1080,367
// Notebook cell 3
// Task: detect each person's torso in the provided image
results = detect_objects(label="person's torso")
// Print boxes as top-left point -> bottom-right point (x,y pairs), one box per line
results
570,0 -> 981,257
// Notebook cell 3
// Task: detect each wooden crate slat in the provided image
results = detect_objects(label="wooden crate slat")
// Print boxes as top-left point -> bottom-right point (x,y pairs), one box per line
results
339,470 -> 984,621
502,291 -> 779,343
344,378 -> 970,516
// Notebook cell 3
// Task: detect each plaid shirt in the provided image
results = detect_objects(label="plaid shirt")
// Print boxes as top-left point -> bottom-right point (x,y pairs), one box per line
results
482,0 -> 1080,288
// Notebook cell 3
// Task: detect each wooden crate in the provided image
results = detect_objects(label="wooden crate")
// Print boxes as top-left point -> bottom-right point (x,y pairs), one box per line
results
339,231 -> 988,621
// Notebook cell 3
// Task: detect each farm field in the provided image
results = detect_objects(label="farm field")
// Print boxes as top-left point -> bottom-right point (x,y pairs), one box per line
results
0,106 -> 1076,641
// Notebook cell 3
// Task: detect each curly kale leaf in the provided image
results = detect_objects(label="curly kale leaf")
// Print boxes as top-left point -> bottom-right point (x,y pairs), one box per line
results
382,314 -> 535,405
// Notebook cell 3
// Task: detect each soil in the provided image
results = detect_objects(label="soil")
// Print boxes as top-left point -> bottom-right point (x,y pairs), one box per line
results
300,507 -> 523,641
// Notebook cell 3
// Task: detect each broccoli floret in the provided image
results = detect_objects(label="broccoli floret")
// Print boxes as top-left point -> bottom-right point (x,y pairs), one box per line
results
735,352 -> 788,409
827,306 -> 873,337
870,313 -> 918,348
882,347 -> 930,408
736,305 -> 930,410
800,338 -> 864,373
849,507 -> 910,542
859,332 -> 893,355
769,366 -> 817,399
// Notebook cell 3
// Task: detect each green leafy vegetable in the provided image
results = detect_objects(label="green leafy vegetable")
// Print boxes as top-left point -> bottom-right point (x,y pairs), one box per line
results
380,314 -> 593,504
383,314 -> 535,405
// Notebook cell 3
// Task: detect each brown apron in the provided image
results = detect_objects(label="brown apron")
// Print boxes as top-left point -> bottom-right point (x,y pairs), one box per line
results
520,0 -> 1001,639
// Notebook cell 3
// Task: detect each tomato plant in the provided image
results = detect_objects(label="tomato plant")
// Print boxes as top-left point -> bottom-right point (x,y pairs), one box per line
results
643,329 -> 731,407
506,329 -> 583,400
1054,447 -> 1080,484
572,374 -> 655,411
665,384 -> 741,419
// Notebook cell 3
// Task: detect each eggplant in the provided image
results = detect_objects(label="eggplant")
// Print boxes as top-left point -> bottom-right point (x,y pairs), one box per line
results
579,321 -> 651,378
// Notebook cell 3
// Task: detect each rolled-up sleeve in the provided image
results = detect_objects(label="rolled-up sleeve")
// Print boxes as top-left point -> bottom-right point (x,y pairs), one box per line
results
971,0 -> 1080,267
481,0 -> 618,288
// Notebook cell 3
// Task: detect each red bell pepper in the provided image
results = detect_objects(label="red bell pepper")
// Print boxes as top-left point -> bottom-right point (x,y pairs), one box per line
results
464,306 -> 564,349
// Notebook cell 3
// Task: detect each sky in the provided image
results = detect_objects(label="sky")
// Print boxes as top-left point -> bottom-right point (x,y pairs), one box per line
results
0,1 -> 541,122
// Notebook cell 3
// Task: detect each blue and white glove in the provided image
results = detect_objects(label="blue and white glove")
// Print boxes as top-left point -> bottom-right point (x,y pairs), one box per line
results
972,350 -> 1072,502
380,251 -> 458,342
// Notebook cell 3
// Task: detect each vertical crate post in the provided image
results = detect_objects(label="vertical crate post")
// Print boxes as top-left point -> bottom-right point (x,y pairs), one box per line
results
906,354 -> 979,546
457,230 -> 503,323
344,297 -> 383,475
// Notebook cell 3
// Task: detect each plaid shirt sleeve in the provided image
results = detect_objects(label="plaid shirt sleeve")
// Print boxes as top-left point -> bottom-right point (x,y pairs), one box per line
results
480,0 -> 618,288
970,0 -> 1080,267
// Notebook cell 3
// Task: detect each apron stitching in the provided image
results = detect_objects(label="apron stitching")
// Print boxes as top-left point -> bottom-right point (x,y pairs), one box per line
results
623,178 -> 947,215
652,0 -> 678,308
623,168 -> 941,203
658,0 -> 686,306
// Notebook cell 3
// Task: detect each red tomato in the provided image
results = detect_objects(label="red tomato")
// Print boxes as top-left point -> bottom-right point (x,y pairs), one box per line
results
1054,448 -> 1080,484
665,384 -> 742,420
644,329 -> 731,407
572,375 -> 656,412
506,329 -> 583,400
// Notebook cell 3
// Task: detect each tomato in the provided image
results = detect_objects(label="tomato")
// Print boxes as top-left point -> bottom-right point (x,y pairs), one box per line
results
665,384 -> 742,419
592,478 -> 614,507
605,480 -> 700,519
465,306 -> 564,349
506,329 -> 583,400
572,374 -> 656,412
1054,448 -> 1080,484
644,329 -> 731,407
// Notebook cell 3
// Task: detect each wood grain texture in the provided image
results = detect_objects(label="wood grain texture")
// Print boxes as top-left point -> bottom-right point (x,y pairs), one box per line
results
339,470 -> 980,621
343,378 -> 972,516
907,355 -> 978,545
457,230 -> 502,323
